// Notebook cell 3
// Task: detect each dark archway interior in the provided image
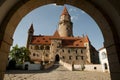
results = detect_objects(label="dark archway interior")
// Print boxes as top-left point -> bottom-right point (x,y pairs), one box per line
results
55,54 -> 60,62
25,64 -> 28,70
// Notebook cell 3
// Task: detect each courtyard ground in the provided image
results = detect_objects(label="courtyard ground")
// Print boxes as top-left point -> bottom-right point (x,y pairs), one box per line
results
4,64 -> 111,80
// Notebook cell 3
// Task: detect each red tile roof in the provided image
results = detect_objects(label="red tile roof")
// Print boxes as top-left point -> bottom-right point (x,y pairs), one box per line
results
30,35 -> 89,48
61,37 -> 86,48
31,35 -> 52,45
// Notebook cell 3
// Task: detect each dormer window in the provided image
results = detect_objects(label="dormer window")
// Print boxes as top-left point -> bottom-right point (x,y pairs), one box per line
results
80,41 -> 82,42
76,44 -> 79,46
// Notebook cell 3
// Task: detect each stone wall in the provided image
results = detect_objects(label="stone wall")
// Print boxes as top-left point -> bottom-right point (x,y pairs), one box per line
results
59,60 -> 72,71
23,62 -> 41,70
59,47 -> 87,64
84,64 -> 103,72
44,62 -> 54,69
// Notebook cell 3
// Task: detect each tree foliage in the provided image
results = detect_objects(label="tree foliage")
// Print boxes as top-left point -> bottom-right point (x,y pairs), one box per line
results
10,44 -> 30,64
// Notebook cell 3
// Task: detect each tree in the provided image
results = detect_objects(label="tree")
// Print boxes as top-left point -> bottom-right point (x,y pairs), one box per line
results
9,44 -> 30,64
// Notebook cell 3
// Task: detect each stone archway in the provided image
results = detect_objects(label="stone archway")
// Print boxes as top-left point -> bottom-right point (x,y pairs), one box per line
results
55,54 -> 60,62
0,0 -> 120,80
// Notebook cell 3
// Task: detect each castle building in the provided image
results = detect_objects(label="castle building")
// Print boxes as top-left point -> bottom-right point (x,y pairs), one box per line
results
26,6 -> 99,65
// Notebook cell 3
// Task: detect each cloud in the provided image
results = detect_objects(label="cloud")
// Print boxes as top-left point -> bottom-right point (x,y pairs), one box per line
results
69,8 -> 77,12
71,15 -> 78,21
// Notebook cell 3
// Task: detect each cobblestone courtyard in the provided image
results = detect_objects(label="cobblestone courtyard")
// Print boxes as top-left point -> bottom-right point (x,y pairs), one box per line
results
4,65 -> 111,80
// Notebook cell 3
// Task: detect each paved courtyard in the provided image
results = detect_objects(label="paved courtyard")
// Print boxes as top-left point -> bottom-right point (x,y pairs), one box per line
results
4,65 -> 111,80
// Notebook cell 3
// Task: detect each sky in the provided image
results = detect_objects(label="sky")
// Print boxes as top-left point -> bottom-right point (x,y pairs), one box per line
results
12,4 -> 104,50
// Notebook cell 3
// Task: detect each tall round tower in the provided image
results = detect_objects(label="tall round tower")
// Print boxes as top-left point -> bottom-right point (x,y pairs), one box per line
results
58,6 -> 73,37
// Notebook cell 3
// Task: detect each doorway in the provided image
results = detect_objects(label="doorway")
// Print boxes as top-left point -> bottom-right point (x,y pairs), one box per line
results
55,54 -> 60,62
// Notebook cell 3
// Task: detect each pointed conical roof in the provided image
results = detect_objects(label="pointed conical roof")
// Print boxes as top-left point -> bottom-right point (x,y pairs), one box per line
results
61,6 -> 70,16
29,24 -> 34,32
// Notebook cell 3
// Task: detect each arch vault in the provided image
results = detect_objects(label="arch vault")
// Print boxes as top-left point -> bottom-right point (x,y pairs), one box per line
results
0,0 -> 120,80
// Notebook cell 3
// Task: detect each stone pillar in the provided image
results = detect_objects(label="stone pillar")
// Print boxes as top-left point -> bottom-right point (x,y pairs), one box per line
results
0,33 -> 13,80
105,43 -> 120,80
0,51 -> 9,80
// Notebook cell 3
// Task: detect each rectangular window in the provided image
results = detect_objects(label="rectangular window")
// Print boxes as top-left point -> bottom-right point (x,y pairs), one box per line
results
81,50 -> 83,53
68,50 -> 70,53
76,50 -> 77,53
69,56 -> 72,60
62,49 -> 64,52
62,56 -> 65,59
81,56 -> 84,60
76,56 -> 78,60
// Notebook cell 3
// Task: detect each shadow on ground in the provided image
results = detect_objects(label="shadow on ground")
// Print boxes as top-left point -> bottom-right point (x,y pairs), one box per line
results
5,63 -> 60,74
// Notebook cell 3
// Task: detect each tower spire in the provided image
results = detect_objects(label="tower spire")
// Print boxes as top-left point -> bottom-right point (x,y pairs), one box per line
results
27,24 -> 34,48
29,24 -> 34,33
61,6 -> 70,16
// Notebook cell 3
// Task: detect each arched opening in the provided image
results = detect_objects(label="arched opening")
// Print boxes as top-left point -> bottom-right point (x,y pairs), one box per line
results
24,64 -> 28,70
55,54 -> 60,62
0,0 -> 120,80
104,63 -> 108,70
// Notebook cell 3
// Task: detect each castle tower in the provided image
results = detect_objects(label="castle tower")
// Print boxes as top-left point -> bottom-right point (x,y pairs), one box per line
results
26,24 -> 34,48
58,6 -> 73,37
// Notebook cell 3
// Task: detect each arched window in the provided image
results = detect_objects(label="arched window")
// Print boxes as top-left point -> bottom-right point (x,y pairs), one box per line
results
102,52 -> 107,59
